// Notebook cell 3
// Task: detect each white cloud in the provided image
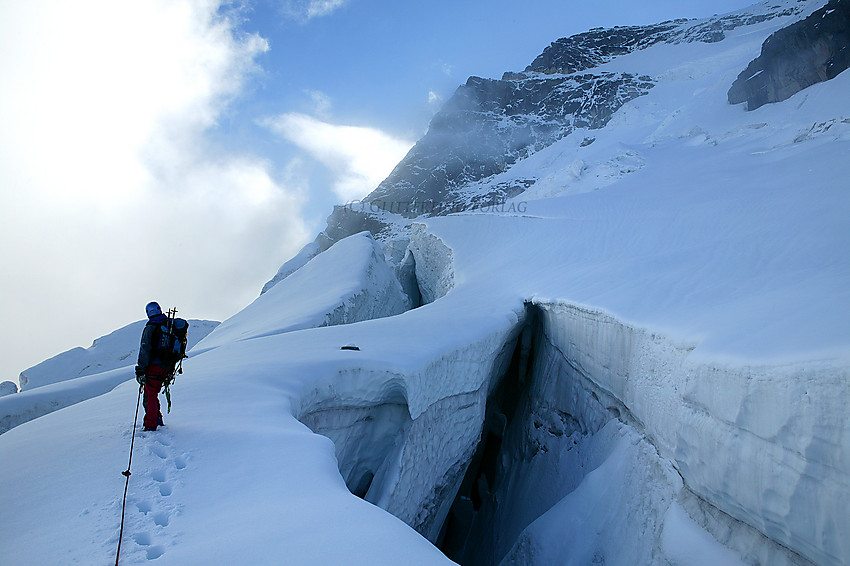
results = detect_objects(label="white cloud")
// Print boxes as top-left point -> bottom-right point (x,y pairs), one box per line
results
284,0 -> 349,21
306,89 -> 334,118
0,0 -> 312,383
263,113 -> 413,202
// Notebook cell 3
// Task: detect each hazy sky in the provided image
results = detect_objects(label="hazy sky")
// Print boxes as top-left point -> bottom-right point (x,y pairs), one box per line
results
0,0 -> 756,386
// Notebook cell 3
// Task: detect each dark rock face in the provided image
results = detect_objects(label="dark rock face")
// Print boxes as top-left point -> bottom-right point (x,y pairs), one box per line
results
729,0 -> 850,110
364,3 -> 808,218
526,9 -> 803,77
366,72 -> 654,217
319,206 -> 390,249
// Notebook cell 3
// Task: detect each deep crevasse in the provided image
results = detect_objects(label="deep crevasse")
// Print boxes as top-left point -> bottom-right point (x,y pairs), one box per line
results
297,224 -> 849,566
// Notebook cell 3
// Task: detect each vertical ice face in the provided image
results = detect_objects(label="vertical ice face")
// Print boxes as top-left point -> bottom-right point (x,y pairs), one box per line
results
526,300 -> 849,566
295,313 -> 526,547
407,224 -> 455,305
299,385 -> 413,500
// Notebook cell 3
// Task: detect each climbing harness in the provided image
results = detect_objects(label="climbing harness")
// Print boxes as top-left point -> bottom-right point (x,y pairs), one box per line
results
115,383 -> 143,565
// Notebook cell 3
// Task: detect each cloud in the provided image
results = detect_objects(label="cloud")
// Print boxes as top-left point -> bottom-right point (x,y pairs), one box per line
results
263,113 -> 413,202
283,0 -> 349,21
0,0 -> 312,383
305,89 -> 333,118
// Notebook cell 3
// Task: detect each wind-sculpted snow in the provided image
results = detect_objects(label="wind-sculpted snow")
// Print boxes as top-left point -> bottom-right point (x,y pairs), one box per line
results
0,367 -> 135,435
260,240 -> 321,295
194,232 -> 412,353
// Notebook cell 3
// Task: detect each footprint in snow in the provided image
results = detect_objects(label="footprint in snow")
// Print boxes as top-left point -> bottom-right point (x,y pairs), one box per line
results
124,430 -> 189,561
153,511 -> 170,527
150,444 -> 168,460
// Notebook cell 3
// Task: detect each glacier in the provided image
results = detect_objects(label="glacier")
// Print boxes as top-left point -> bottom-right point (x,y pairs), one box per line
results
1,1 -> 849,565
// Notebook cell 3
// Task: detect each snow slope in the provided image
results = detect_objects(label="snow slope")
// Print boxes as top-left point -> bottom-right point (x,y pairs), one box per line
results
193,231 -> 411,353
0,319 -> 219,434
19,319 -> 219,390
2,2 -> 848,566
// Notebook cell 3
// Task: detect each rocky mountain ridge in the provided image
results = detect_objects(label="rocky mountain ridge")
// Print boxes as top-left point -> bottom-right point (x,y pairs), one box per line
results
728,0 -> 850,109
361,1 -> 814,220
303,0 -> 844,265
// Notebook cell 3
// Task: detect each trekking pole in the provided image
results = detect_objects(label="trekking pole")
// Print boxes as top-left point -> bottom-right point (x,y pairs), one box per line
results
115,383 -> 143,566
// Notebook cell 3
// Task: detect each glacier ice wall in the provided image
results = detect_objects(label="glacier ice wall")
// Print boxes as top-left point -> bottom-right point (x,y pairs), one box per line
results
521,300 -> 849,566
407,223 -> 455,305
296,309 -> 525,544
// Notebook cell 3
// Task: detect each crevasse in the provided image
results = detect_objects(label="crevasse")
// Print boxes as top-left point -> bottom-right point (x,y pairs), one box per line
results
298,226 -> 848,566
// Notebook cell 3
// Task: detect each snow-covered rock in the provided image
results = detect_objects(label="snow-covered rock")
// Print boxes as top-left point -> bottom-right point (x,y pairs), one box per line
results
728,0 -> 850,110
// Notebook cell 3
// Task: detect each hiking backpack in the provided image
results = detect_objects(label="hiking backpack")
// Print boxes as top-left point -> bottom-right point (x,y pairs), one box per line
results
153,317 -> 189,368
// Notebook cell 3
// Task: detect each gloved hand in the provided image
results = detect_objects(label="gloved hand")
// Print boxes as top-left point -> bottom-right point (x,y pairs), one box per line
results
135,367 -> 145,385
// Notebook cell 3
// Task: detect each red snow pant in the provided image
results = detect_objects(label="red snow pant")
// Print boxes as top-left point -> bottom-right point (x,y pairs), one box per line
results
143,365 -> 169,430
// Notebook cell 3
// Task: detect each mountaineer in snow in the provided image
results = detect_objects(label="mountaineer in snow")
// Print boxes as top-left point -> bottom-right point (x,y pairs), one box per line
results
136,301 -> 182,431
135,302 -> 190,431
136,301 -> 170,431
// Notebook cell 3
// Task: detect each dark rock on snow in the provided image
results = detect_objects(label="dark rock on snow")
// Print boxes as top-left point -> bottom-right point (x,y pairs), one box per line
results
729,0 -> 850,110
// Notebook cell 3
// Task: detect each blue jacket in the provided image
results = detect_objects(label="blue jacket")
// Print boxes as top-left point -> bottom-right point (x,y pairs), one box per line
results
136,313 -> 170,374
